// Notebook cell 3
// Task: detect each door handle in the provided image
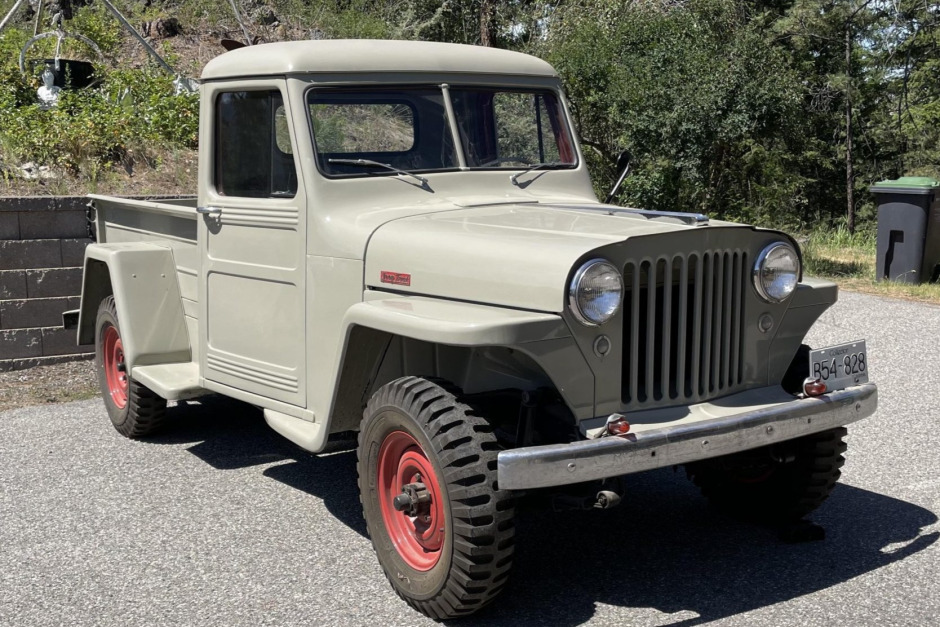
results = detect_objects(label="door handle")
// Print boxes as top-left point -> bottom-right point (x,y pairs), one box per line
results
196,206 -> 222,216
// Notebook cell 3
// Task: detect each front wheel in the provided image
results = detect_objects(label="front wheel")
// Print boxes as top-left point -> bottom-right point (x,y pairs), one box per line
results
357,377 -> 515,619
95,296 -> 167,437
685,427 -> 848,523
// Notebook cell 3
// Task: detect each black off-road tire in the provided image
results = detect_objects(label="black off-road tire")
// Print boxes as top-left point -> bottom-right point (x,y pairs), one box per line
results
685,427 -> 848,523
95,296 -> 167,438
357,377 -> 515,619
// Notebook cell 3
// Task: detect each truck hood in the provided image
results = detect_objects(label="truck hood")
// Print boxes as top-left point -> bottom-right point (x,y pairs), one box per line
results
364,203 -> 744,312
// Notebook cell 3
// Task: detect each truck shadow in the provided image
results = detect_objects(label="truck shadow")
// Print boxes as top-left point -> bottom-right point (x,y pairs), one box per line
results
150,396 -> 368,536
151,398 -> 938,626
471,476 -> 938,626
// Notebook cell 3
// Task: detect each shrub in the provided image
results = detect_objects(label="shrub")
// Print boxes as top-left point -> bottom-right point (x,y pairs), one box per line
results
0,6 -> 197,181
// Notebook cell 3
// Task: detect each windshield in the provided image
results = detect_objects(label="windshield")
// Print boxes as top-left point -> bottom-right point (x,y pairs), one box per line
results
308,86 -> 576,177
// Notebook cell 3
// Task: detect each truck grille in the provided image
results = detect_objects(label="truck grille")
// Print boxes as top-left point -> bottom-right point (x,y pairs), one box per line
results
622,250 -> 748,407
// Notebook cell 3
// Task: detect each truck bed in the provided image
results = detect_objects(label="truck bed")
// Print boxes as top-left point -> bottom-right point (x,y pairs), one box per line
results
88,194 -> 200,361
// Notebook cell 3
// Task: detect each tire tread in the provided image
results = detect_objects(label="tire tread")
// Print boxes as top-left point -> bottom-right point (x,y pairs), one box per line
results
687,426 -> 848,522
96,296 -> 167,438
358,376 -> 515,619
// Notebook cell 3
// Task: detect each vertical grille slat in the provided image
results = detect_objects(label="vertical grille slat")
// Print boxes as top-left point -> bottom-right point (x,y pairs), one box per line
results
659,257 -> 672,402
628,263 -> 641,403
644,260 -> 657,403
622,248 -> 748,409
734,252 -> 747,382
675,256 -> 688,401
730,253 -> 742,385
670,256 -> 689,398
711,252 -> 724,393
700,254 -> 714,399
721,253 -> 734,389
690,255 -> 703,400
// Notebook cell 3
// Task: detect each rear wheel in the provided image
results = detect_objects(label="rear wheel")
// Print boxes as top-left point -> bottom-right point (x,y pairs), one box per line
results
685,427 -> 848,523
357,377 -> 515,619
95,296 -> 166,437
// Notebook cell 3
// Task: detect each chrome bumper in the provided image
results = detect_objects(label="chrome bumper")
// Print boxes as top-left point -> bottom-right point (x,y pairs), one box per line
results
497,383 -> 877,490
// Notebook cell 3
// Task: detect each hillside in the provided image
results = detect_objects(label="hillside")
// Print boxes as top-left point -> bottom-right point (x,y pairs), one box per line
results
1,0 -> 938,237
0,1 -> 296,196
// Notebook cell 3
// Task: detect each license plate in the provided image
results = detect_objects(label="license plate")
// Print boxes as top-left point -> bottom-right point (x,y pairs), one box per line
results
809,340 -> 869,392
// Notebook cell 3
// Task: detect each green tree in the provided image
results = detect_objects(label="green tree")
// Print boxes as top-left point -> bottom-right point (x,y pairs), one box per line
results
542,0 -> 808,226
772,0 -> 886,232
879,0 -> 940,179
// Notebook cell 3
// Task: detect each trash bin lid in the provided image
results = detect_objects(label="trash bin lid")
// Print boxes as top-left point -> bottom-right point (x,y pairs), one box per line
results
871,176 -> 940,195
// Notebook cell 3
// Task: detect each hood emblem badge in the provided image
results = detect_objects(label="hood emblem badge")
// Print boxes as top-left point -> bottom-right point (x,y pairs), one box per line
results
381,271 -> 412,287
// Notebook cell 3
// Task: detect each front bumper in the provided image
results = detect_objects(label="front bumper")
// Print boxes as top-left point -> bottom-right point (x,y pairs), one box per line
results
497,382 -> 877,490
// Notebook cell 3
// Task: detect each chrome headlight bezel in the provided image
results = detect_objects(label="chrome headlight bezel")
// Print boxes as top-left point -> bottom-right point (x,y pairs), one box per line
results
568,259 -> 624,326
753,242 -> 800,303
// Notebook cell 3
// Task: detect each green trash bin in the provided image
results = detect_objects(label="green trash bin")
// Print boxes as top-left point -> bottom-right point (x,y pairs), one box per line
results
871,177 -> 940,283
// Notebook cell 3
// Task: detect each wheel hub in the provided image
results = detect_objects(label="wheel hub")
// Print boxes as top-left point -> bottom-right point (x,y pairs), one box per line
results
393,481 -> 431,517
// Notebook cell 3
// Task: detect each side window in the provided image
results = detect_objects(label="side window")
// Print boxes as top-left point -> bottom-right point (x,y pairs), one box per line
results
215,90 -> 298,198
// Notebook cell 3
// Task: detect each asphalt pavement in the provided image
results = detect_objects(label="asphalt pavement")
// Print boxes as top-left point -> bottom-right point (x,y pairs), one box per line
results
1,290 -> 938,626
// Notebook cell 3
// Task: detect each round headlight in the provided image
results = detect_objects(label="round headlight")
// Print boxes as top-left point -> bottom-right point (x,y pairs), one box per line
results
754,242 -> 800,302
569,260 -> 624,326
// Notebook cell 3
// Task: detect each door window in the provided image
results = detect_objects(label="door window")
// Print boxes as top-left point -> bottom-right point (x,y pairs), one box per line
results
215,90 -> 298,198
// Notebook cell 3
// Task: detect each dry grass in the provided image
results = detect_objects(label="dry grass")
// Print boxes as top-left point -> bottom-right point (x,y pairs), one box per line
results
802,228 -> 940,304
0,359 -> 99,413
0,147 -> 198,197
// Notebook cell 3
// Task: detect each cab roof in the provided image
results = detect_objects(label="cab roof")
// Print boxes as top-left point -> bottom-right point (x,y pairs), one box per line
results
201,39 -> 559,80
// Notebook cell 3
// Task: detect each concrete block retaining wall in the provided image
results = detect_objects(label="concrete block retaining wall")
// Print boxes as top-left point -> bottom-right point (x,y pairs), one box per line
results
0,196 -> 183,371
1,197 -> 93,371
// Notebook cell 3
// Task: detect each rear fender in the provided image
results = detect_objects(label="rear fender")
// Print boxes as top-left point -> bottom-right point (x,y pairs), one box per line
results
77,243 -> 190,371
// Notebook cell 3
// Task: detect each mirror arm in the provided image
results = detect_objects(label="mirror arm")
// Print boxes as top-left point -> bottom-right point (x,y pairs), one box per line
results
604,151 -> 632,205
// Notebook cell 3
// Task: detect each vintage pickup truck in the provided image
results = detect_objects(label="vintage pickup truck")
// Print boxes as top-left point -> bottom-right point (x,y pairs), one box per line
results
72,39 -> 877,619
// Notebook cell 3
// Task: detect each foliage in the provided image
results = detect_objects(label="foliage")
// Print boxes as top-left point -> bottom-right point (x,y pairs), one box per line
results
889,1 -> 940,180
0,71 -> 197,174
0,3 -> 197,182
541,0 -> 809,226
0,0 -> 938,232
524,0 -> 940,231
68,1 -> 123,56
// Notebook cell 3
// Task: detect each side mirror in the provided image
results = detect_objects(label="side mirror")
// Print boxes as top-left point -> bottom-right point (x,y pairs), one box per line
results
604,150 -> 632,205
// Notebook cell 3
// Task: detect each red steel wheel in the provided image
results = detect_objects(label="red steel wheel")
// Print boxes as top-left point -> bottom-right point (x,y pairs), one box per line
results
358,377 -> 516,619
95,296 -> 167,438
101,325 -> 129,409
377,431 -> 445,571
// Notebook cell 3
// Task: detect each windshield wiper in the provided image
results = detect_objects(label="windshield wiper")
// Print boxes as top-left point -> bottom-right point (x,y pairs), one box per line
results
327,158 -> 429,187
509,161 -> 568,185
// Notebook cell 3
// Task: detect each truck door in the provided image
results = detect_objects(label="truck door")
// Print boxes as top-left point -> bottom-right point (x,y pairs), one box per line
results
197,83 -> 306,408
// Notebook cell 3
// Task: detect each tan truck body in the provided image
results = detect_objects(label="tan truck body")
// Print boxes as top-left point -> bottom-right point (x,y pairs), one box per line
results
75,40 -> 876,618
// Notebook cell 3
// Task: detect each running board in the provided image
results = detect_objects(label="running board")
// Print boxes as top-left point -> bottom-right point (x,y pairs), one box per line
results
132,362 -> 205,400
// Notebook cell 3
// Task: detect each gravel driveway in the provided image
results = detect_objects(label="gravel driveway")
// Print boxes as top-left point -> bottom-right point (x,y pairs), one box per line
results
1,291 -> 938,626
